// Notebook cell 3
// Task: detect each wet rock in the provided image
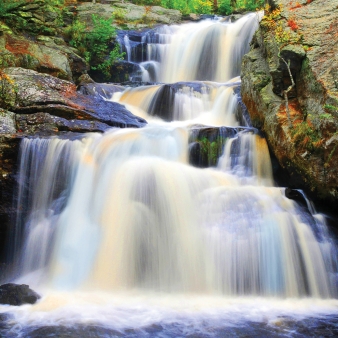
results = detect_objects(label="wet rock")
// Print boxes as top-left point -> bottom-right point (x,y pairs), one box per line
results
285,188 -> 304,202
16,113 -> 110,134
147,83 -> 209,121
241,0 -> 338,204
0,136 -> 21,263
78,83 -> 124,99
107,61 -> 141,83
0,283 -> 40,306
24,325 -> 123,338
3,67 -> 146,129
189,126 -> 238,167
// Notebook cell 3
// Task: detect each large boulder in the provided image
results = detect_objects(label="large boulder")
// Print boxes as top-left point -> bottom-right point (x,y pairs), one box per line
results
0,283 -> 40,306
3,67 -> 147,130
241,0 -> 338,204
0,33 -> 88,82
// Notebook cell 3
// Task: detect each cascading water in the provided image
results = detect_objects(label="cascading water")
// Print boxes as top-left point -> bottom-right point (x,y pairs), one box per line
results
2,13 -> 338,338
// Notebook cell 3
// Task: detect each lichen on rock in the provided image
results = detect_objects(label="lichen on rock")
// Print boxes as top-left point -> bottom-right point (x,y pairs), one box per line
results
241,0 -> 338,204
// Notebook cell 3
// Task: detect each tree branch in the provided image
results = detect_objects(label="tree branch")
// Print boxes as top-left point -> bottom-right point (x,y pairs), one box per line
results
280,56 -> 294,128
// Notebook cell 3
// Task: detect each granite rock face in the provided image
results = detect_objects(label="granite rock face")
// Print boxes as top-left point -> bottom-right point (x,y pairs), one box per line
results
241,0 -> 338,204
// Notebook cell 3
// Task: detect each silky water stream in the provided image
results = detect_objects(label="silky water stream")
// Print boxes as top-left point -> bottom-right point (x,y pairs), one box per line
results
1,13 -> 338,337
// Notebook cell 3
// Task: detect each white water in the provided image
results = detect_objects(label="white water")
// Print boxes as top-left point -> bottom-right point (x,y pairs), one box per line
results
4,13 -> 338,337
121,13 -> 261,83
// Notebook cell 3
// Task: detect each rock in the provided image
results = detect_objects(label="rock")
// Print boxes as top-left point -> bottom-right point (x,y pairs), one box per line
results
0,109 -> 16,134
77,2 -> 181,30
241,0 -> 338,204
0,0 -> 59,36
104,60 -> 141,83
285,188 -> 304,201
189,126 -> 239,167
0,33 -> 88,82
76,73 -> 95,86
0,283 -> 40,306
3,67 -> 146,129
16,113 -> 111,134
78,83 -> 124,99
23,325 -> 123,338
146,82 -> 210,121
182,13 -> 201,21
0,136 -> 21,263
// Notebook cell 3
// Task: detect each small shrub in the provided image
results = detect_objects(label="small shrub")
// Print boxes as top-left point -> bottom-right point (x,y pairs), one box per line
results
66,14 -> 124,79
218,0 -> 232,15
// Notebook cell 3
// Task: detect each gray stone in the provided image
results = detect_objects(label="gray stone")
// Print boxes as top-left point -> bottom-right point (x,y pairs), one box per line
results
0,109 -> 16,134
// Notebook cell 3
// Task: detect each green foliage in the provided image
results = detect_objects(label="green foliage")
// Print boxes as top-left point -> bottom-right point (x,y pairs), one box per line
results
159,0 -> 213,15
323,104 -> 338,114
113,7 -> 127,22
319,113 -> 333,119
218,1 -> 232,15
218,0 -> 264,15
66,14 -> 124,79
198,136 -> 224,166
130,0 -> 263,15
237,0 -> 264,11
0,0 -> 22,18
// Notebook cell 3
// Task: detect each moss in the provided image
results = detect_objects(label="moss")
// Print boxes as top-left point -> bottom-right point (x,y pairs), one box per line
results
323,104 -> 338,114
253,74 -> 271,91
0,72 -> 16,110
197,136 -> 225,166
0,51 -> 16,68
291,121 -> 322,152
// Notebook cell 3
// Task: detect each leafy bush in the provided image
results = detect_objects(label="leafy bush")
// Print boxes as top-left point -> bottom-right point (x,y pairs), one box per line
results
152,0 -> 263,15
218,0 -> 232,15
66,14 -> 124,79
232,0 -> 264,11
159,0 -> 213,15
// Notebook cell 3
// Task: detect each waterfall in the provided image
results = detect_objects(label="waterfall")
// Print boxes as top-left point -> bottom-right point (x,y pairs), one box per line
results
4,12 -> 338,337
118,13 -> 261,83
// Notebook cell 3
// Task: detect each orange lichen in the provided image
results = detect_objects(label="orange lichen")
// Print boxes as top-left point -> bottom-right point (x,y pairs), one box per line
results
288,19 -> 299,31
289,2 -> 302,10
5,36 -> 30,55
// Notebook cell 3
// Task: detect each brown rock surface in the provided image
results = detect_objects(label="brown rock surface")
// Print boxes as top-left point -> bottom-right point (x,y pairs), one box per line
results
241,0 -> 338,204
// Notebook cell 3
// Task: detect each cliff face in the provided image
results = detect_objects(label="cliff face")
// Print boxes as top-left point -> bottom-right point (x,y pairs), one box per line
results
241,0 -> 338,204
